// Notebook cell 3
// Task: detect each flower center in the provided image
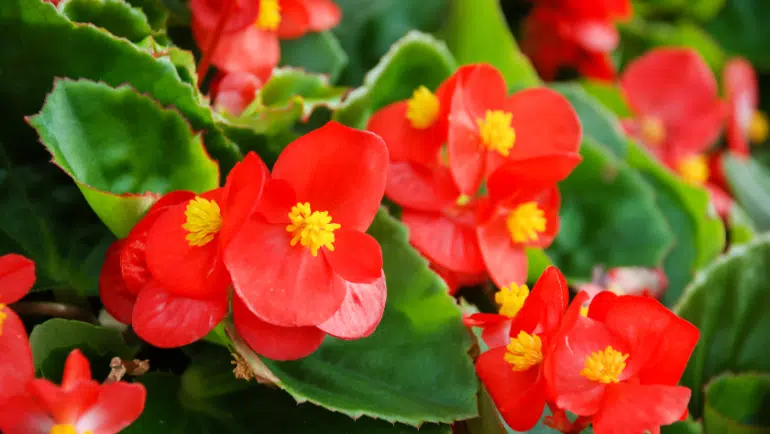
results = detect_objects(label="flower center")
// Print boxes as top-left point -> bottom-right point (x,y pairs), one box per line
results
506,201 -> 546,244
477,110 -> 516,156
580,305 -> 589,317
286,202 -> 341,257
0,304 -> 7,335
677,154 -> 709,185
455,194 -> 471,207
49,425 -> 92,434
255,0 -> 281,30
494,283 -> 529,318
406,86 -> 440,129
580,345 -> 629,384
640,116 -> 665,146
504,331 -> 543,371
182,197 -> 223,247
749,110 -> 769,144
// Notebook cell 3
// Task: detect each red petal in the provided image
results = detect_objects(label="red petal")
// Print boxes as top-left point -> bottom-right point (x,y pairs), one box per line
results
487,153 -> 582,201
592,383 -> 691,434
272,122 -> 389,232
724,58 -> 757,157
0,309 -> 34,403
430,263 -> 487,295
0,393 -> 52,434
77,382 -> 146,434
232,296 -> 326,361
61,349 -> 92,390
476,347 -> 547,432
189,0 -> 259,33
303,0 -> 341,31
226,217 -> 345,326
513,266 -> 569,335
401,209 -> 486,274
317,272 -> 387,339
211,71 -> 263,116
0,254 -> 35,305
277,0 -> 310,39
132,283 -> 227,348
476,214 -> 529,288
587,291 -> 620,322
574,20 -> 619,53
192,19 -> 279,78
366,102 -> 444,166
463,313 -> 512,349
666,100 -> 726,155
323,230 -> 383,284
256,178 -> 297,224
385,162 -> 459,212
220,151 -> 269,245
577,52 -> 617,82
27,378 -> 100,426
99,241 -> 136,325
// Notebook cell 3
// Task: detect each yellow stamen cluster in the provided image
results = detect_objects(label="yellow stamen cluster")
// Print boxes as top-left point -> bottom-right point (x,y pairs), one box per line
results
749,111 -> 769,144
504,331 -> 543,371
477,110 -> 516,156
494,283 -> 530,318
506,202 -> 547,244
580,305 -> 589,317
406,86 -> 440,129
455,194 -> 471,207
50,424 -> 92,434
182,197 -> 223,247
580,346 -> 629,384
640,116 -> 665,146
286,202 -> 341,256
677,155 -> 709,185
255,0 -> 281,30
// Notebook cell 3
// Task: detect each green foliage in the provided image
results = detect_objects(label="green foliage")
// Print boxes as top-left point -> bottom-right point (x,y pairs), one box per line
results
62,0 -> 153,42
724,153 -> 770,231
704,373 -> 770,433
579,79 -> 633,118
279,31 -> 348,83
707,0 -> 770,71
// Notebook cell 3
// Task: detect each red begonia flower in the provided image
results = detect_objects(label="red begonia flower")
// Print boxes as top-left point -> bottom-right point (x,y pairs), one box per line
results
0,253 -> 35,306
448,64 -> 581,194
471,266 -> 569,431
430,263 -> 487,295
0,303 -> 34,406
210,71 -> 265,116
0,349 -> 145,434
724,57 -> 768,157
225,122 -> 388,329
546,292 -> 699,433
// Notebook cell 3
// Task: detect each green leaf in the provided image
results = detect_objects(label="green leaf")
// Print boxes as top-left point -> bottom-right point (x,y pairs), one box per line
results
704,373 -> 770,433
0,0 -> 240,170
442,0 -> 540,89
548,139 -> 675,280
333,31 -> 456,129
724,153 -> 770,231
29,318 -> 135,381
551,83 -> 627,158
125,345 -> 451,434
647,21 -> 726,72
280,31 -> 349,83
578,79 -> 632,119
29,80 -> 220,238
706,0 -> 770,70
62,0 -> 153,42
728,204 -> 757,246
124,0 -> 168,30
234,209 -> 477,426
675,233 -> 770,415
526,248 -> 552,285
626,140 -> 725,306
661,418 -> 704,434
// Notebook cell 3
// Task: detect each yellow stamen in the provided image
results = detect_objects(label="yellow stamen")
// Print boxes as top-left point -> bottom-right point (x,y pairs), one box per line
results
455,194 -> 471,207
286,202 -> 341,256
0,304 -> 6,335
182,197 -> 223,247
580,306 -> 589,317
506,202 -> 547,244
504,331 -> 543,371
477,110 -> 516,156
640,116 -> 665,146
255,0 -> 281,30
677,155 -> 709,185
49,425 -> 92,434
749,111 -> 769,144
494,283 -> 529,318
580,346 -> 629,384
406,86 -> 440,129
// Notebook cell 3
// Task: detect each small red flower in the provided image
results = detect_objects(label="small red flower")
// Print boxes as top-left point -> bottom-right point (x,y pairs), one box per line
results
447,64 -> 582,195
0,349 -> 145,434
546,291 -> 699,433
210,71 -> 265,116
724,57 -> 768,157
468,267 -> 570,431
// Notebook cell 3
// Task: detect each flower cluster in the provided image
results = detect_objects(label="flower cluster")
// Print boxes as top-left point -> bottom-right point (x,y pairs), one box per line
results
467,266 -> 699,434
0,254 -> 146,434
99,122 -> 389,360
367,63 -> 582,293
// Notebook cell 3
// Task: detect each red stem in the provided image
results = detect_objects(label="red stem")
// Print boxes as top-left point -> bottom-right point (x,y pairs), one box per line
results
196,0 -> 238,84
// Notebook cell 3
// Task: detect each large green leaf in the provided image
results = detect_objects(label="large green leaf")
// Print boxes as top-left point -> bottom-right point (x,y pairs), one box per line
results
29,80 -> 220,238
675,233 -> 770,415
548,139 -> 675,280
124,0 -> 168,30
442,0 -> 540,89
724,153 -> 770,231
125,345 -> 450,434
234,210 -> 477,426
333,31 -> 456,129
62,0 -> 153,42
704,373 -> 770,433
279,31 -> 348,83
706,0 -> 770,70
579,79 -> 632,118
626,141 -> 725,306
0,0 -> 239,169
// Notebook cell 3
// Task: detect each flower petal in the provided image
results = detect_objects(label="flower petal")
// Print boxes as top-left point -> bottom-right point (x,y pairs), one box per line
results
256,178 -> 298,224
100,241 -> 137,325
221,151 -> 269,245
27,378 -> 100,427
132,282 -> 228,348
0,394 -> 53,434
193,19 -> 279,79
0,254 -> 35,305
189,0 -> 259,33
463,313 -> 512,349
233,296 -> 326,361
277,0 -> 310,39
323,230 -> 383,284
61,349 -> 92,390
385,162 -> 459,212
271,122 -> 389,231
303,0 -> 342,32
76,382 -> 146,434
0,308 -> 34,404
317,272 -> 387,339
487,153 -> 582,202
513,265 -> 569,335
226,217 -> 345,326
366,102 -> 443,166
476,214 -> 529,287
724,58 -> 757,157
592,383 -> 691,434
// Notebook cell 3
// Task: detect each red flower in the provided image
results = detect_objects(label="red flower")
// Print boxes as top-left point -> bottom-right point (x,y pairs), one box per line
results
724,57 -> 768,157
522,0 -> 631,81
191,0 -> 341,79
430,262 -> 486,296
0,349 -> 145,434
469,267 -> 570,431
211,71 -> 265,116
447,64 -> 581,195
546,291 -> 699,433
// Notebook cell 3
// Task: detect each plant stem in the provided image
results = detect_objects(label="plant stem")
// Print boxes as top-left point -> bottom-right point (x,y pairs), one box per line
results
10,301 -> 97,324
